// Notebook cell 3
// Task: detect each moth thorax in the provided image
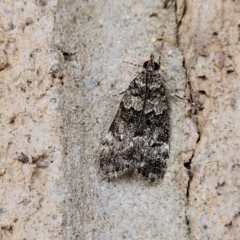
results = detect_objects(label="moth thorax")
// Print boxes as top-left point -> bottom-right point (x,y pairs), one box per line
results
146,65 -> 155,74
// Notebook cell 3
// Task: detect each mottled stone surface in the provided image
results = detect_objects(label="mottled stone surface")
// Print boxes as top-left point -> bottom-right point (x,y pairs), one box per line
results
178,0 -> 240,239
56,0 -> 194,239
0,0 -> 65,239
1,0 -> 238,240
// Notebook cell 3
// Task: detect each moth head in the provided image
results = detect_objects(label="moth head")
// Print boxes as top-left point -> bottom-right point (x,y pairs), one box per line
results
143,54 -> 160,74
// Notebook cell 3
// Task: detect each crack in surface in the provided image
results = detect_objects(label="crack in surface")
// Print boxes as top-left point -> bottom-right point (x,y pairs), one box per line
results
182,69 -> 201,238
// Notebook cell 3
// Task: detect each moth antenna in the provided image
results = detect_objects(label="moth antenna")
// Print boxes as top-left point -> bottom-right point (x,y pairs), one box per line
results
122,61 -> 142,68
158,55 -> 161,68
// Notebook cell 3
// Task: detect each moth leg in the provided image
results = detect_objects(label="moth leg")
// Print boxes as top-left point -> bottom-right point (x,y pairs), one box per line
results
119,90 -> 127,95
158,55 -> 161,69
161,77 -> 189,102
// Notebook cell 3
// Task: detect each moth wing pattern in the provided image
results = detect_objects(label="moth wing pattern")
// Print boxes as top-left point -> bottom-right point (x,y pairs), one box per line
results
99,54 -> 169,183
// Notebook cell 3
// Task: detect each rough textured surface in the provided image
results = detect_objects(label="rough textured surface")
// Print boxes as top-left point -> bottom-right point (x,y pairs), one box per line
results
0,0 -> 195,239
1,0 -> 238,240
178,0 -> 240,239
0,0 -> 65,239
57,0 -> 194,239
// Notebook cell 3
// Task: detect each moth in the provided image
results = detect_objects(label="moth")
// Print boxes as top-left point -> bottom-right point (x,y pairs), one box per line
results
99,54 -> 169,183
